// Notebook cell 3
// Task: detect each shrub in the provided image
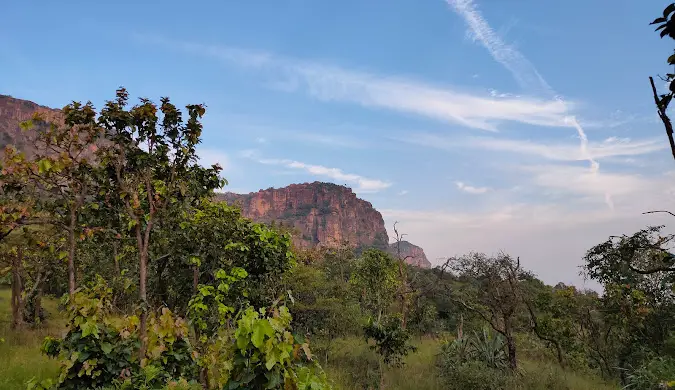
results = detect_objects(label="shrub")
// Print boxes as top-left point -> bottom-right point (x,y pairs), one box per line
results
623,357 -> 675,390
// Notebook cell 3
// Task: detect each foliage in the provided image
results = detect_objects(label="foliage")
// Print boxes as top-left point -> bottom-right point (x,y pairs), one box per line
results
446,252 -> 529,369
227,305 -> 331,389
38,277 -> 196,389
438,328 -> 508,371
350,249 -> 399,320
363,316 -> 416,367
622,357 -> 675,390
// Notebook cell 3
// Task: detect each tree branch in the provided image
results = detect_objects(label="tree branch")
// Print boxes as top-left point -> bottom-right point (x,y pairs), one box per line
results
649,76 -> 675,162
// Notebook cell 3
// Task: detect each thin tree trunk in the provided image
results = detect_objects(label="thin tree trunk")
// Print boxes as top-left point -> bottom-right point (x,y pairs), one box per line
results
650,76 -> 675,161
193,265 -> 199,292
113,240 -> 120,276
68,207 -> 76,298
10,250 -> 24,329
139,248 -> 148,358
504,319 -> 517,370
34,284 -> 43,325
136,223 -> 149,358
506,334 -> 517,370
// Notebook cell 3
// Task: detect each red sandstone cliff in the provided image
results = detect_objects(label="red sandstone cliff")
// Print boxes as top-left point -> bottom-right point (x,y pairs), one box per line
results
217,182 -> 390,251
0,94 -> 62,155
388,240 -> 431,269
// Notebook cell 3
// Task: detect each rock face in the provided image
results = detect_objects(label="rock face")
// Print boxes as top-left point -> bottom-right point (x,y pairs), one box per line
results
217,182 -> 389,251
388,241 -> 431,269
0,95 -> 61,155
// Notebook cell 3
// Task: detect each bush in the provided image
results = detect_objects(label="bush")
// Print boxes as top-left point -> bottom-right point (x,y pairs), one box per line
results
624,357 -> 675,390
439,360 -> 511,390
438,328 -> 508,371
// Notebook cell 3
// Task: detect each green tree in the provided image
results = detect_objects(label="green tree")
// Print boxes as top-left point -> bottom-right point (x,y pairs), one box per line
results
446,252 -> 528,370
97,88 -> 224,355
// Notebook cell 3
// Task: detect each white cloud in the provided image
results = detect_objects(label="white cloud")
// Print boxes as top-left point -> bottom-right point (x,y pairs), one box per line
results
397,133 -> 666,161
133,34 -> 574,132
446,0 -> 553,95
524,165 -> 660,204
455,181 -> 490,194
240,154 -> 391,193
293,132 -> 365,149
446,0 -> 608,207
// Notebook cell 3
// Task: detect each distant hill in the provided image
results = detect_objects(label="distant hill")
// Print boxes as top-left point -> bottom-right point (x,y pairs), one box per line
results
217,182 -> 389,251
0,94 -> 62,156
388,240 -> 431,269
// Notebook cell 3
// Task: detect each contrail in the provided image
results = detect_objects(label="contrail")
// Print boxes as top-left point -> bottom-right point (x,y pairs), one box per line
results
446,0 -> 612,209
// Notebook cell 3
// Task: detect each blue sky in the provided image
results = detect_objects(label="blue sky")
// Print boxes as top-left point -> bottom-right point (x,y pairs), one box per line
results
2,0 -> 674,287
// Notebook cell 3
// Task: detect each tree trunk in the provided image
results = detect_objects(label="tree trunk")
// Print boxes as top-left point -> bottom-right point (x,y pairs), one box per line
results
68,207 -> 77,298
113,240 -> 120,276
379,357 -> 385,390
193,265 -> 199,292
139,247 -> 148,358
34,284 -> 43,325
506,333 -> 517,370
504,319 -> 517,370
10,250 -> 24,329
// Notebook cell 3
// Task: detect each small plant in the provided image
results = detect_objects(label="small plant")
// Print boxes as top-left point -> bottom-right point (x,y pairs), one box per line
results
438,327 -> 508,371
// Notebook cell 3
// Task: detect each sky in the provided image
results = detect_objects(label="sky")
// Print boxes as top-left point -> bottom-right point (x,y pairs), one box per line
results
1,0 -> 674,288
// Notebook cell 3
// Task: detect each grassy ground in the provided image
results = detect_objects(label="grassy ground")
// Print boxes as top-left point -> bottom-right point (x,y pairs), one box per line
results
0,288 -> 619,390
322,336 -> 619,390
0,287 -> 62,390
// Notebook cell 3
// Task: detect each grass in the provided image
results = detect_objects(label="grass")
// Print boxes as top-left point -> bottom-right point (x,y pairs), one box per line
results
0,287 -> 63,390
0,288 -> 620,390
322,335 -> 620,390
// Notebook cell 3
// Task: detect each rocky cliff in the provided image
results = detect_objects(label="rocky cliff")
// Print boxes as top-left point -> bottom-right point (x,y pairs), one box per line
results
0,94 -> 61,155
388,241 -> 431,269
217,182 -> 389,251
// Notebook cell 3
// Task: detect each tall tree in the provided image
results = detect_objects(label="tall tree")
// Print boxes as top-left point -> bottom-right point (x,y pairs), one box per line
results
3,102 -> 103,297
97,88 -> 223,355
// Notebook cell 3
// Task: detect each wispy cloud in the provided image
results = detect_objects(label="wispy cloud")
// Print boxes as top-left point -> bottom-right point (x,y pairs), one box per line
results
446,0 -> 608,207
133,33 -> 573,132
398,190 -> 409,196
446,0 -> 553,95
291,132 -> 366,149
238,150 -> 391,193
455,181 -> 490,194
396,133 -> 666,161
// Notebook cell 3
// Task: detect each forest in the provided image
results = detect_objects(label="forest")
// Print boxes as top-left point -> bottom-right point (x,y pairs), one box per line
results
2,3 -> 675,390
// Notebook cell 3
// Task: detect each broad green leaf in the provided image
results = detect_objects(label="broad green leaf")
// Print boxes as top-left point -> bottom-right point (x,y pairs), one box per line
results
100,342 -> 113,355
251,320 -> 274,349
80,321 -> 99,339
